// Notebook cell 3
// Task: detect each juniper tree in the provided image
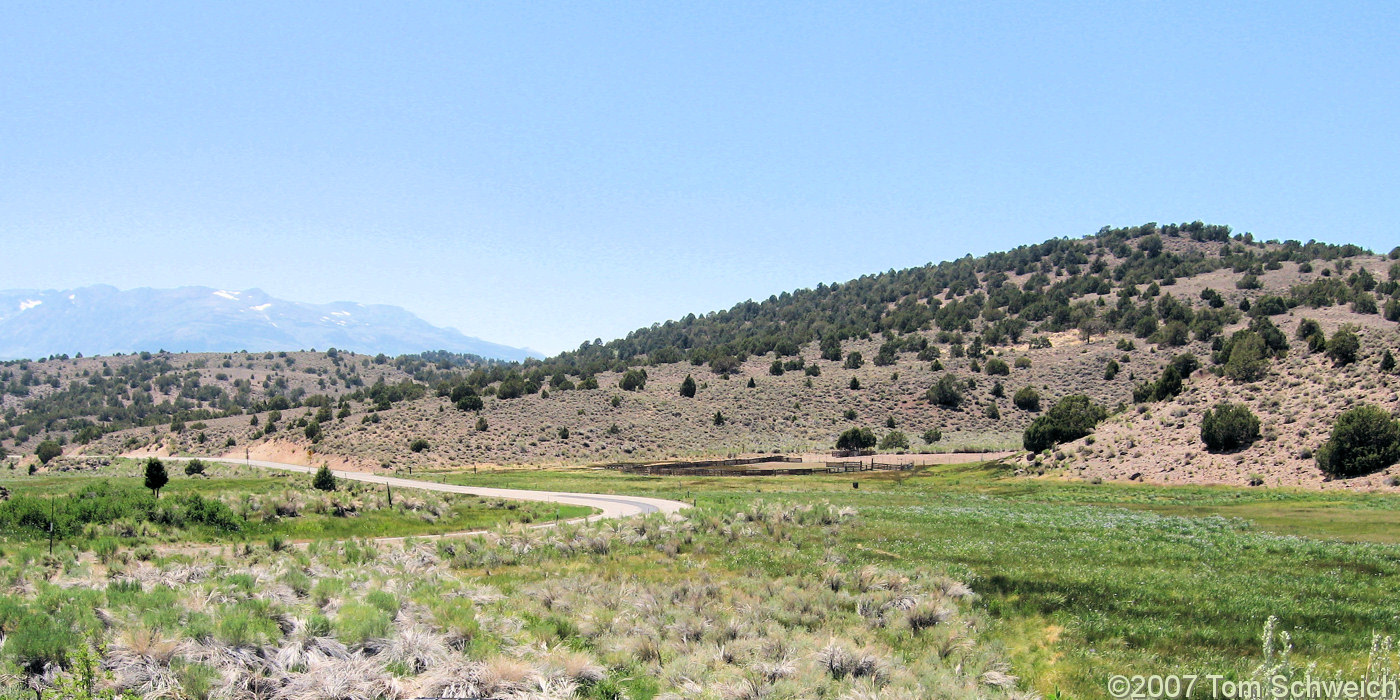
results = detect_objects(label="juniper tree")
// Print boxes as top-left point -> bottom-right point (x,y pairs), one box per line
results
145,457 -> 169,498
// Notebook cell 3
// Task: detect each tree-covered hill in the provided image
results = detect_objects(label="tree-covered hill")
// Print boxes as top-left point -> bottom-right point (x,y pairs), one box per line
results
5,222 -> 1399,484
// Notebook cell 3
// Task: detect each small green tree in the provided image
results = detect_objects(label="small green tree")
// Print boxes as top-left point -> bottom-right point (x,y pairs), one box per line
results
747,377 -> 757,388
35,440 -> 62,465
1382,349 -> 1396,373
1224,331 -> 1270,382
1103,359 -> 1120,380
145,457 -> 169,498
679,375 -> 697,398
313,464 -> 336,491
926,374 -> 962,408
1315,405 -> 1400,477
410,438 -> 429,452
1022,395 -> 1107,452
844,352 -> 864,370
849,377 -> 861,390
820,336 -> 843,362
304,420 -> 322,443
878,431 -> 909,451
475,416 -> 489,432
1326,326 -> 1360,366
921,428 -> 942,444
1200,402 -> 1261,452
769,360 -> 784,376
1013,386 -> 1040,411
619,369 -> 648,391
184,459 -> 206,476
836,427 -> 877,452
984,358 -> 1010,375
712,411 -> 726,426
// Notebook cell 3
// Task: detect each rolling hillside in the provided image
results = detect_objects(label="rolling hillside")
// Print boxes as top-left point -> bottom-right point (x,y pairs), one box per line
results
5,223 -> 1399,488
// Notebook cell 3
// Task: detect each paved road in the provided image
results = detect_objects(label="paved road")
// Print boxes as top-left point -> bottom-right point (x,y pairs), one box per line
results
164,456 -> 690,523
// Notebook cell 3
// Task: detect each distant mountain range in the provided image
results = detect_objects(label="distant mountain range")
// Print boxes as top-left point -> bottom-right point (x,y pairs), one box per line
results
0,285 -> 540,361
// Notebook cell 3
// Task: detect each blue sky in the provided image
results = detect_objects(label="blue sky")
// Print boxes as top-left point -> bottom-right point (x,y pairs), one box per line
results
2,2 -> 1396,355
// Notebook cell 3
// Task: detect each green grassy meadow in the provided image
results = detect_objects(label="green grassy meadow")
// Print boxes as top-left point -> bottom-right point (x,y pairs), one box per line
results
0,461 -> 592,546
414,461 -> 1400,698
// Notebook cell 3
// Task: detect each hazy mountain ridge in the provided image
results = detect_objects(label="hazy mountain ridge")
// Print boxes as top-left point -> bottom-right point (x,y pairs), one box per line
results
0,285 -> 539,361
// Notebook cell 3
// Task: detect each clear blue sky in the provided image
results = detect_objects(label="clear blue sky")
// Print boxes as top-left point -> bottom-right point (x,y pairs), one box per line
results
2,2 -> 1396,355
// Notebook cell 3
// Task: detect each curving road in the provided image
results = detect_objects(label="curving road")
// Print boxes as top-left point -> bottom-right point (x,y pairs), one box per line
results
162,456 -> 690,525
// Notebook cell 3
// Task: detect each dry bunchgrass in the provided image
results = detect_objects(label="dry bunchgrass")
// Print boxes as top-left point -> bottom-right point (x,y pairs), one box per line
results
1,503 -> 1032,700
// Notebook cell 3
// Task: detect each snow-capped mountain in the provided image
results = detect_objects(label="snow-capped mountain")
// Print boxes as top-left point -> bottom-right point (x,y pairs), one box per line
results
0,285 -> 539,361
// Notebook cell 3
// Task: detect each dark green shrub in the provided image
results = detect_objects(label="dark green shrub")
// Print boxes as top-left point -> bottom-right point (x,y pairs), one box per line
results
836,427 -> 876,451
921,428 -> 942,444
313,465 -> 336,492
1382,350 -> 1396,373
619,369 -> 648,391
1104,359 -> 1120,380
1251,295 -> 1289,316
878,431 -> 909,450
679,375 -> 697,398
844,352 -> 864,370
35,440 -> 61,465
984,358 -> 1010,375
184,459 -> 205,476
1023,395 -> 1107,452
409,438 -> 430,452
1315,405 -> 1400,477
1013,386 -> 1040,412
1327,326 -> 1360,366
769,360 -> 785,376
820,336 -> 843,362
1352,293 -> 1378,315
1201,402 -> 1261,452
926,374 -> 962,408
1223,331 -> 1270,382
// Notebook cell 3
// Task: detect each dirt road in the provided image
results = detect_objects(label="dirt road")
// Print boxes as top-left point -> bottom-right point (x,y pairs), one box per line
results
167,456 -> 689,521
